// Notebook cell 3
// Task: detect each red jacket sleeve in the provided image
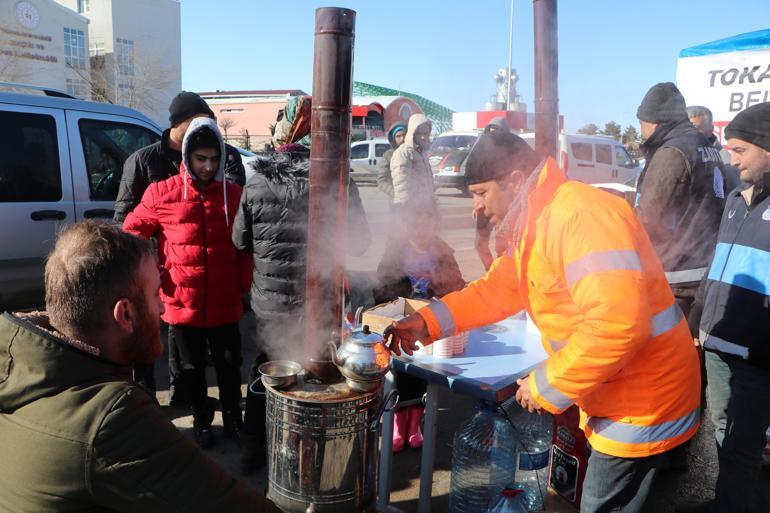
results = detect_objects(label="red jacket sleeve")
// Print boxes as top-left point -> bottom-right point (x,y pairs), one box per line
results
122,184 -> 161,240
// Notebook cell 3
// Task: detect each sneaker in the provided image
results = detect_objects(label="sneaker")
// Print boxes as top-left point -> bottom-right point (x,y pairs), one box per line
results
194,425 -> 215,450
223,410 -> 243,443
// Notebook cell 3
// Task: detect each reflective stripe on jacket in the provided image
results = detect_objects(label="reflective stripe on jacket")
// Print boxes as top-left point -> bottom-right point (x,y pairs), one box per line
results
418,158 -> 701,458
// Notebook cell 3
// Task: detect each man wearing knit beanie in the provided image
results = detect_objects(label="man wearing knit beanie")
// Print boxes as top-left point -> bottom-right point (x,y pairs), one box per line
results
636,81 -> 726,329
112,91 -> 245,404
695,102 -> 770,513
387,127 -> 702,513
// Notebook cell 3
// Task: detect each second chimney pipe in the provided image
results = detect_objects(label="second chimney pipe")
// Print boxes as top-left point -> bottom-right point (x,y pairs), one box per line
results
534,0 -> 559,159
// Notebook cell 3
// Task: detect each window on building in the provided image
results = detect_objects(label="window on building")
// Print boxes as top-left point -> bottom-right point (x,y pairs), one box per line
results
0,111 -> 62,202
66,78 -> 88,98
115,38 -> 134,76
596,144 -> 612,165
116,83 -> 133,105
78,119 -> 160,200
64,28 -> 87,70
77,0 -> 89,14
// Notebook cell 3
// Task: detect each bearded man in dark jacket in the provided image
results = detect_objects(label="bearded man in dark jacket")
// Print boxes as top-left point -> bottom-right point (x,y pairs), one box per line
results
636,82 -> 726,318
232,151 -> 371,473
113,91 -> 245,397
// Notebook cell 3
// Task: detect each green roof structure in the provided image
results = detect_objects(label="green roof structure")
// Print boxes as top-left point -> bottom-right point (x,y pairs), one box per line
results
353,81 -> 454,133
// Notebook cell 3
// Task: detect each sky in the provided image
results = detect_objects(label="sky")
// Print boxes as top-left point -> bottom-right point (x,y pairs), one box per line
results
181,0 -> 770,133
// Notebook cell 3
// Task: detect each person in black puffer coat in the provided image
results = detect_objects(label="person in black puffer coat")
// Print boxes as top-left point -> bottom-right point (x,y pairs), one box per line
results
231,151 -> 371,473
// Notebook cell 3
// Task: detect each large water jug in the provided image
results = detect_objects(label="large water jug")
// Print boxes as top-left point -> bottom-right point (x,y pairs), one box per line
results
503,400 -> 553,512
448,402 -> 519,513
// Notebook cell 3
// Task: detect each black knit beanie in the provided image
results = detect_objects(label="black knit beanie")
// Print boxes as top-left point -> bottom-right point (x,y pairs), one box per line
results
168,91 -> 215,127
725,102 -> 770,152
636,82 -> 688,124
465,130 -> 541,186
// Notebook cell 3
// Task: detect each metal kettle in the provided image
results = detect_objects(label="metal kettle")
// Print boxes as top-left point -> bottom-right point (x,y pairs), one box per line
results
329,324 -> 392,392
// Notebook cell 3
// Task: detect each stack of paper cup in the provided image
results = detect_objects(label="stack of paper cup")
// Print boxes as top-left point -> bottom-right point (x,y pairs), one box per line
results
450,332 -> 469,355
432,337 -> 454,358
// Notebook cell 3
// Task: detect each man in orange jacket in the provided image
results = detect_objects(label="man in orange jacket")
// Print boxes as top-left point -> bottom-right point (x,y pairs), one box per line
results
385,129 -> 702,513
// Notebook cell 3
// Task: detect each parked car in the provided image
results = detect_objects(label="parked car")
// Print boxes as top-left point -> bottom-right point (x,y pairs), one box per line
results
427,129 -> 642,194
350,137 -> 391,183
519,132 -> 641,186
235,146 -> 258,176
0,85 -> 162,312
428,130 -> 480,193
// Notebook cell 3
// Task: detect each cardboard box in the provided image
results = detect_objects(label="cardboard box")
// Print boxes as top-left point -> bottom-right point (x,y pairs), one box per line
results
361,297 -> 431,336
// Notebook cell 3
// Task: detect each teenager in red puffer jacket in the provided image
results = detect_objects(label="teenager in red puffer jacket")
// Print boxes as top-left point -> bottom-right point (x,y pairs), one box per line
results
123,117 -> 252,449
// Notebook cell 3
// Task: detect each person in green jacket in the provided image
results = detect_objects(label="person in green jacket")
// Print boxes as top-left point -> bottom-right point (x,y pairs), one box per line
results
0,220 -> 280,513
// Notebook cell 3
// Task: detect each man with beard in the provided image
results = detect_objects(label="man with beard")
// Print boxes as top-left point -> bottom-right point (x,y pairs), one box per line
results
377,123 -> 406,200
385,129 -> 701,513
0,221 -> 280,513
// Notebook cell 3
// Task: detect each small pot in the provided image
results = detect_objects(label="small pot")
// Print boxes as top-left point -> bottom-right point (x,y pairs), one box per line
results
258,360 -> 303,390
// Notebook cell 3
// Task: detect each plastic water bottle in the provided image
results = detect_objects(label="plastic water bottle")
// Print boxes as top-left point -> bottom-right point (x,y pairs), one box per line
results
504,401 -> 553,512
448,402 -> 519,513
488,488 -> 528,513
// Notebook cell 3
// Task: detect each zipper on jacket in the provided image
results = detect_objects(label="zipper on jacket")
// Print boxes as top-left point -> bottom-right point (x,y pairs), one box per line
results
702,199 -> 753,339
200,191 -> 208,327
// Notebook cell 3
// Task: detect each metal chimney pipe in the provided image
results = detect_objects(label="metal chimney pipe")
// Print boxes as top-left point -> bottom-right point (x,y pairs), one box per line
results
533,0 -> 559,159
303,7 -> 356,380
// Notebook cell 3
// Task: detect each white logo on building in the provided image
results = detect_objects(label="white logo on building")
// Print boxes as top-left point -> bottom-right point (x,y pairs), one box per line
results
16,1 -> 40,29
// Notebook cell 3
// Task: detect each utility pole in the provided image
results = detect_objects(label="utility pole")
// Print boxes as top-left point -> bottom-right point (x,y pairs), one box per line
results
534,0 -> 558,159
506,0 -> 514,111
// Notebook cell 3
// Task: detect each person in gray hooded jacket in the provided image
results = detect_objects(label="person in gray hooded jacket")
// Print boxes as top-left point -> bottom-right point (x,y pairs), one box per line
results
390,113 -> 436,214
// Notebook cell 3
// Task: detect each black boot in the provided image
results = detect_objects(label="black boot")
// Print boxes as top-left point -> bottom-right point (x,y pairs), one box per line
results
223,410 -> 243,443
241,432 -> 267,475
192,397 -> 216,450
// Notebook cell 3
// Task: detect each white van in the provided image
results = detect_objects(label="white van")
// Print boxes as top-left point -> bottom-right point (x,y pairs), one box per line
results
0,84 -> 162,311
350,137 -> 392,183
519,132 -> 641,186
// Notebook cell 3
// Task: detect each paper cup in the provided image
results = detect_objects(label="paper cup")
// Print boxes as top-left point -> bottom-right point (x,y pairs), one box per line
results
432,337 -> 454,358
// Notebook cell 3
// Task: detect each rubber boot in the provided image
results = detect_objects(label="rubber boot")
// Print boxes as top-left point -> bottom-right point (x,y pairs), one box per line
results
393,409 -> 408,453
407,405 -> 424,449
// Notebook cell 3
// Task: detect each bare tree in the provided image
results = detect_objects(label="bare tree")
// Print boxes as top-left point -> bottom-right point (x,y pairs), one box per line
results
239,127 -> 251,150
219,118 -> 236,143
78,43 -> 175,115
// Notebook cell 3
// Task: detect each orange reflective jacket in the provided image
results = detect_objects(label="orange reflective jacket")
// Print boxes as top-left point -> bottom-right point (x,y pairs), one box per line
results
419,158 -> 701,458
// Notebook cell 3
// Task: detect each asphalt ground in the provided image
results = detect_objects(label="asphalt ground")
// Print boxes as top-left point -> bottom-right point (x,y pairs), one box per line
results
157,182 -> 769,512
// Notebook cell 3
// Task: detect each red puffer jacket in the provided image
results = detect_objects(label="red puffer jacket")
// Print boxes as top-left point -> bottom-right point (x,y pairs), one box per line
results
123,167 -> 252,327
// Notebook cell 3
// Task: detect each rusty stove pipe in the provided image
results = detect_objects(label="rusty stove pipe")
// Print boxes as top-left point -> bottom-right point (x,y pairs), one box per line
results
534,0 -> 559,160
303,7 -> 356,381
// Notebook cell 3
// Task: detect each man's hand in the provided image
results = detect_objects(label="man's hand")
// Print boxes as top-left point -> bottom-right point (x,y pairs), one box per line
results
383,313 -> 433,356
515,377 -> 544,414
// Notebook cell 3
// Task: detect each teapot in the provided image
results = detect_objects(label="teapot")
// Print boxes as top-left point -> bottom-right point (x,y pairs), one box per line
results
329,325 -> 392,392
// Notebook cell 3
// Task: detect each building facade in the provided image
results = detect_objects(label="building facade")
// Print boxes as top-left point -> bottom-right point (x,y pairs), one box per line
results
0,0 -> 90,97
55,0 -> 181,126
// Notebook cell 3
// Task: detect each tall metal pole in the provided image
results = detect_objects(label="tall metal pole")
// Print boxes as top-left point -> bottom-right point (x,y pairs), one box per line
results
534,0 -> 558,159
506,0 -> 514,111
304,7 -> 356,381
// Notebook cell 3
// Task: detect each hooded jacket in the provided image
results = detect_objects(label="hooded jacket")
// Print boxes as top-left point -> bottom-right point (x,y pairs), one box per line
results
637,119 -> 725,284
123,118 -> 252,327
0,312 -> 280,513
376,124 -> 406,199
417,158 -> 701,458
390,114 -> 435,209
232,153 -> 371,321
113,128 -> 245,223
